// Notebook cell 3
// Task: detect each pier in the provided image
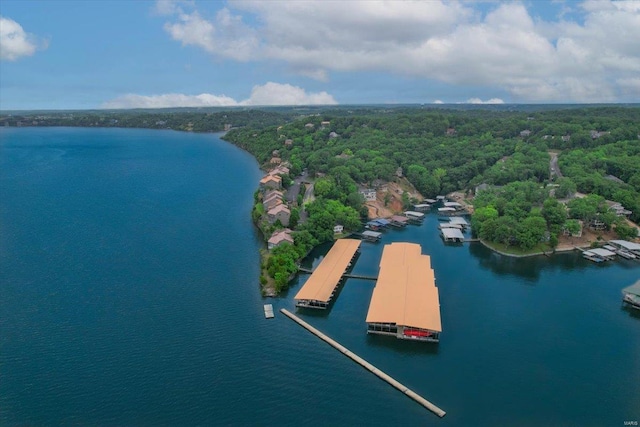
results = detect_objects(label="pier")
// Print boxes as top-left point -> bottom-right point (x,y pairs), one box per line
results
280,308 -> 446,418
298,266 -> 377,281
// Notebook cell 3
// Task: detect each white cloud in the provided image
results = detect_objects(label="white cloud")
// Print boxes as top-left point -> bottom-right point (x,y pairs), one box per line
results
242,82 -> 336,106
102,82 -> 337,109
154,0 -> 194,16
0,16 -> 45,61
465,98 -> 505,104
433,100 -> 444,104
163,8 -> 258,61
156,0 -> 640,102
102,93 -> 239,109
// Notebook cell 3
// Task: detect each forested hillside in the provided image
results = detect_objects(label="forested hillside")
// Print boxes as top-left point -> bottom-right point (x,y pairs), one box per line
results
225,106 -> 639,257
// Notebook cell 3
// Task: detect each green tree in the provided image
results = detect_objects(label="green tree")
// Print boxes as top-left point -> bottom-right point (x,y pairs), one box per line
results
542,198 -> 568,233
516,216 -> 547,250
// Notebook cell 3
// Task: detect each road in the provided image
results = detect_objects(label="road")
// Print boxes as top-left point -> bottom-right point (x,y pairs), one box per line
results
549,151 -> 563,180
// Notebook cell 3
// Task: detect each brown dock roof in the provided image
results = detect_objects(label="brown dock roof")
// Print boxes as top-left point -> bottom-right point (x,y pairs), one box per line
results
294,239 -> 361,303
366,243 -> 441,332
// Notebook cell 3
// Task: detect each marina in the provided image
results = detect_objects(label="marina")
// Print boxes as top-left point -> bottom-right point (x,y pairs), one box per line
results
3,128 -> 640,427
294,239 -> 361,309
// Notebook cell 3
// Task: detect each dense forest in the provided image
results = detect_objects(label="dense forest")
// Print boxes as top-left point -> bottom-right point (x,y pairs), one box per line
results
4,105 -> 639,290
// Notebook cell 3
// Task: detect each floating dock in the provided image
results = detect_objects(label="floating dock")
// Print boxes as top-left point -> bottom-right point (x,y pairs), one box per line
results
440,227 -> 465,243
361,230 -> 382,242
294,239 -> 361,309
264,304 -> 274,319
280,308 -> 446,418
366,242 -> 442,342
622,279 -> 640,310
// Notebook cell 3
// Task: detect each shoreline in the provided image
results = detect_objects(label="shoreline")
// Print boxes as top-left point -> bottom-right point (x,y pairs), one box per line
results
477,239 -> 593,258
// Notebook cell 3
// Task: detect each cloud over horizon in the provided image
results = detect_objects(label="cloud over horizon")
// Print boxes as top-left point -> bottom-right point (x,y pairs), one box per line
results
102,82 -> 338,109
158,0 -> 640,103
0,15 -> 47,61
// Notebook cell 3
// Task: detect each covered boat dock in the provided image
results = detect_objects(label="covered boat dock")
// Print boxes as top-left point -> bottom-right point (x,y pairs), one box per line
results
404,211 -> 425,223
448,216 -> 469,230
609,240 -> 640,258
366,243 -> 442,343
294,239 -> 361,309
362,230 -> 382,242
437,207 -> 456,216
622,279 -> 640,310
440,227 -> 465,243
582,248 -> 617,262
389,215 -> 409,228
413,203 -> 431,212
366,218 -> 390,230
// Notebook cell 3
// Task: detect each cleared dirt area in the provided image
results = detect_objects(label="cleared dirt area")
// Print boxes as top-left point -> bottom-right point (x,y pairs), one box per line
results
365,179 -> 423,219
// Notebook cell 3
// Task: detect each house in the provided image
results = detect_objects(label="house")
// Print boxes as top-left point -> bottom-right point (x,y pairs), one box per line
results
591,130 -> 610,139
320,121 -> 330,127
329,131 -> 339,139
605,175 -> 625,185
475,183 -> 491,195
260,174 -> 282,190
264,189 -> 284,200
284,139 -> 293,147
269,165 -> 290,176
263,193 -> 283,211
334,224 -> 344,234
270,157 -> 281,165
359,189 -> 377,202
520,130 -> 531,137
608,202 -> 632,218
268,229 -> 293,250
445,127 -> 456,136
305,123 -> 315,129
267,204 -> 291,226
562,135 -> 571,142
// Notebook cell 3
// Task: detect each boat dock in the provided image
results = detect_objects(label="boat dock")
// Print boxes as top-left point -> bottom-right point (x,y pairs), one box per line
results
361,230 -> 382,242
264,304 -> 274,319
440,228 -> 465,243
389,215 -> 409,228
294,239 -> 361,309
622,279 -> 640,310
582,247 -> 617,262
366,242 -> 442,342
280,308 -> 446,418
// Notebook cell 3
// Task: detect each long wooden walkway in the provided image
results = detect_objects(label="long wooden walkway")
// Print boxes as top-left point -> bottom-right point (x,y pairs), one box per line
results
298,266 -> 377,281
280,309 -> 446,418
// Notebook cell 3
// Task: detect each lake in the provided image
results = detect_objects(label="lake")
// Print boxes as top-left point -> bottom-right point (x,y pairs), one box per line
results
1,127 -> 638,426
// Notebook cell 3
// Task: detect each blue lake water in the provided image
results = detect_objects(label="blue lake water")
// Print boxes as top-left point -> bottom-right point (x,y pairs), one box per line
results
1,127 -> 639,426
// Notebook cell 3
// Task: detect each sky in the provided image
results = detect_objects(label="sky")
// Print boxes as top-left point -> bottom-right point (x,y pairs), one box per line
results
0,0 -> 639,110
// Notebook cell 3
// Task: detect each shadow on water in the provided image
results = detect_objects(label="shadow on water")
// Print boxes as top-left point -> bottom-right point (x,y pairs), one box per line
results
467,242 -> 615,282
621,305 -> 640,319
366,334 -> 440,356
